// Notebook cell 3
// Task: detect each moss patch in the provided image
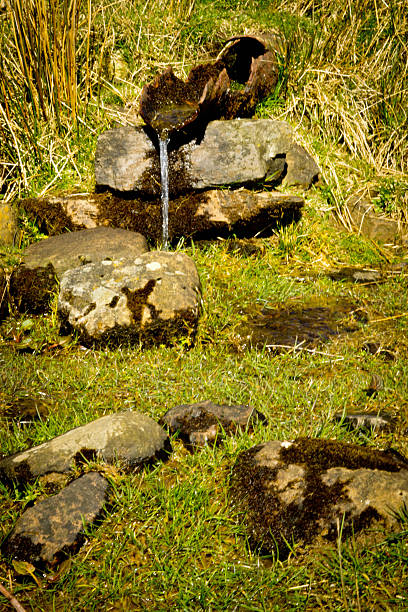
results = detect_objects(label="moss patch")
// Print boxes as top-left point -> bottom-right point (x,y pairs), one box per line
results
231,439 -> 408,558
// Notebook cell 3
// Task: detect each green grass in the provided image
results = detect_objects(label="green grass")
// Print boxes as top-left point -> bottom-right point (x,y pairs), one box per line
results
1,0 -> 408,609
1,224 -> 408,610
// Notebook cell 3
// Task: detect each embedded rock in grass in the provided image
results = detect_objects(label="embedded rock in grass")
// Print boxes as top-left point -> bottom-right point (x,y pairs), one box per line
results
160,400 -> 267,447
0,412 -> 170,483
2,472 -> 109,566
333,412 -> 396,434
95,119 -> 320,195
9,227 -> 149,314
346,189 -> 408,245
231,438 -> 408,558
18,189 -> 304,242
57,251 -> 201,347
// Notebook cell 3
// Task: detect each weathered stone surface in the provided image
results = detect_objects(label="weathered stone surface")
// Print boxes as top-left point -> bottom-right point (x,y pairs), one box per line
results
0,412 -> 170,482
346,189 -> 408,244
0,202 -> 19,246
18,189 -> 304,242
2,472 -> 109,566
160,399 -> 267,446
9,228 -> 148,314
95,119 -> 320,195
57,251 -> 201,346
231,438 -> 408,557
21,227 -> 148,278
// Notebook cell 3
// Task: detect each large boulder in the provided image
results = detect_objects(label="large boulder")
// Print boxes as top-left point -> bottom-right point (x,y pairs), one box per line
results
57,251 -> 202,347
231,438 -> 408,557
9,227 -> 148,314
0,411 -> 170,483
95,119 -> 320,195
18,189 -> 304,242
2,472 -> 109,566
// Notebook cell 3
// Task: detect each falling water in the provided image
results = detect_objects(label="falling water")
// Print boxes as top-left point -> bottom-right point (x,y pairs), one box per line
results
159,136 -> 170,249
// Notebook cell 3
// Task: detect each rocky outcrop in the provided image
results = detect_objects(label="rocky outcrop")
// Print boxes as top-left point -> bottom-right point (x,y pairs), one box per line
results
18,189 -> 304,242
57,251 -> 202,347
231,438 -> 408,557
2,472 -> 109,566
160,399 -> 267,446
95,119 -> 320,195
0,411 -> 170,483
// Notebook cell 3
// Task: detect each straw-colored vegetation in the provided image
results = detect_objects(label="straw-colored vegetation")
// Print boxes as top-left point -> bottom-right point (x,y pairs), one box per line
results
1,1 -> 408,610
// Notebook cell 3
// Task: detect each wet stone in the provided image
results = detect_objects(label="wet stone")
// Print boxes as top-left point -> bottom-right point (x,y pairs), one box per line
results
231,438 -> 408,558
334,411 -> 396,434
2,472 -> 109,567
0,411 -> 170,483
160,400 -> 267,446
234,298 -> 365,353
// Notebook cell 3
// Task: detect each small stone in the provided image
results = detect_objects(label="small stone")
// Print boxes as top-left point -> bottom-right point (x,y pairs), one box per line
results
2,472 -> 109,566
0,411 -> 170,483
334,412 -> 396,433
160,400 -> 266,446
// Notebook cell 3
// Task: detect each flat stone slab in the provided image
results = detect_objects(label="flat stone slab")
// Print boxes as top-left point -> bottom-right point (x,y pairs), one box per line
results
231,438 -> 408,557
0,412 -> 170,483
2,472 -> 109,566
57,251 -> 202,346
95,119 -> 320,195
20,227 -> 148,278
9,228 -> 149,314
160,400 -> 267,446
334,412 -> 396,433
18,189 -> 304,242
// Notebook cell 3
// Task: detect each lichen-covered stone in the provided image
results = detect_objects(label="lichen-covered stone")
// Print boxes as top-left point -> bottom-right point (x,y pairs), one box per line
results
9,228 -> 149,314
95,119 -> 320,195
0,202 -> 19,246
231,438 -> 408,557
0,412 -> 170,483
160,399 -> 266,446
57,251 -> 202,347
2,472 -> 109,566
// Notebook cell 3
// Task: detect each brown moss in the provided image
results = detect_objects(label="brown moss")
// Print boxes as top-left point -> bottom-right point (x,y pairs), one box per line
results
230,439 -> 407,558
9,264 -> 57,314
18,197 -> 81,235
122,279 -> 157,324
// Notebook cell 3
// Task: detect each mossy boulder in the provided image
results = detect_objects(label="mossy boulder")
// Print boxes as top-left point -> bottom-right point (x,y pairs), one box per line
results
231,438 -> 408,558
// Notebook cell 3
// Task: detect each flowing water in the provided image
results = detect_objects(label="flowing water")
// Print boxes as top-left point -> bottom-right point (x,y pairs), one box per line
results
159,136 -> 170,249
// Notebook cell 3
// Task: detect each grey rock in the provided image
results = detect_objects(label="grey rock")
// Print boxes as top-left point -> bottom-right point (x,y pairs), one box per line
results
57,251 -> 201,346
2,472 -> 109,566
0,411 -> 170,483
95,119 -> 320,195
160,399 -> 267,446
18,189 -> 304,242
21,227 -> 148,279
231,438 -> 408,557
9,227 -> 149,314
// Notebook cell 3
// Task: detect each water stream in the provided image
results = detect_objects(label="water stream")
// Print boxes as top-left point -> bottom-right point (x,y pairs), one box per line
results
158,136 -> 170,249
